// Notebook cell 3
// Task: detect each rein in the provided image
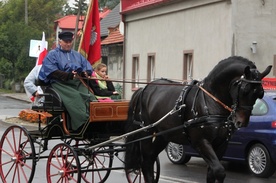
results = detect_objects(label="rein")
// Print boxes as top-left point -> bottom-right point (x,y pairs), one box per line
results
198,85 -> 233,112
125,115 -> 235,145
77,76 -> 187,86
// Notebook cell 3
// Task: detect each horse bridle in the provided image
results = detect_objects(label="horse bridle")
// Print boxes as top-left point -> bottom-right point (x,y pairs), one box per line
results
199,75 -> 262,112
198,75 -> 263,128
229,75 -> 263,111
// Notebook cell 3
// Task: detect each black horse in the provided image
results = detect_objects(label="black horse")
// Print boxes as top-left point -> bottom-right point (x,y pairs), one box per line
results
124,56 -> 272,183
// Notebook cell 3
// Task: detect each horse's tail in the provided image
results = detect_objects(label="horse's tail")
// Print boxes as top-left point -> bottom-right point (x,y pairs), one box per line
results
124,88 -> 144,171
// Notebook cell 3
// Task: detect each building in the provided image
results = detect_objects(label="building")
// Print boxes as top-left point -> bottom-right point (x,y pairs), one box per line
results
54,15 -> 85,45
121,0 -> 276,99
100,3 -> 124,94
53,8 -> 111,46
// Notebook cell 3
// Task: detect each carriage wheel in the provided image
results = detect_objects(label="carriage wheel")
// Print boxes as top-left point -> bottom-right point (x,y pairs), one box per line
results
126,157 -> 160,183
79,145 -> 113,183
46,143 -> 81,183
0,125 -> 36,183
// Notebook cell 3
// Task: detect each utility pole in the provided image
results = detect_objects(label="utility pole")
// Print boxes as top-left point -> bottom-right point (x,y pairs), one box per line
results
25,0 -> 28,25
73,0 -> 82,50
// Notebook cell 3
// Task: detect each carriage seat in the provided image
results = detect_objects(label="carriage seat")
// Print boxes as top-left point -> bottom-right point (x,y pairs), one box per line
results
31,86 -> 65,113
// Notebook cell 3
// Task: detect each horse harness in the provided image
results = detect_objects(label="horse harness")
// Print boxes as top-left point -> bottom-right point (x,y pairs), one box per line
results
130,75 -> 262,142
174,80 -> 236,141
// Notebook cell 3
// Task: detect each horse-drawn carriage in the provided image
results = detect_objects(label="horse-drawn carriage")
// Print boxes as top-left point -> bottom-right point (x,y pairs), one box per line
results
0,85 -> 160,183
0,56 -> 272,183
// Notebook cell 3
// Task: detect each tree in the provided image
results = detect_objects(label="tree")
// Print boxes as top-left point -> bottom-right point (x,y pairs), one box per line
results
0,0 -> 67,88
63,3 -> 75,15
70,0 -> 88,15
99,0 -> 120,10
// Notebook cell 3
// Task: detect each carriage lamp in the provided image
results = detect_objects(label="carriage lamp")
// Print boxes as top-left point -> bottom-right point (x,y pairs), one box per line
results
250,41 -> 257,54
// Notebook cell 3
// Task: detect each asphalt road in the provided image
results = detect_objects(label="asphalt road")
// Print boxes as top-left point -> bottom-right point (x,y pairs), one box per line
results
0,94 -> 276,182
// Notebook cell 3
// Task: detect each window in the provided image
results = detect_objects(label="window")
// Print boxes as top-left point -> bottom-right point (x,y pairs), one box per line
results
147,53 -> 156,82
251,99 -> 268,116
183,51 -> 193,82
132,55 -> 139,89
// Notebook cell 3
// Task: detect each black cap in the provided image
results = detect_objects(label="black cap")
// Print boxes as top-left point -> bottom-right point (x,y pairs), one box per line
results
58,31 -> 74,41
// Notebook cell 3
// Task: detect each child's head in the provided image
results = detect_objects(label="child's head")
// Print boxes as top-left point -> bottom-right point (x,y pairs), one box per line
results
95,63 -> 107,78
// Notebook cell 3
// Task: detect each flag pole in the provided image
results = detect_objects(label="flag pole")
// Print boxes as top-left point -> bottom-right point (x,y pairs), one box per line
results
78,0 -> 94,53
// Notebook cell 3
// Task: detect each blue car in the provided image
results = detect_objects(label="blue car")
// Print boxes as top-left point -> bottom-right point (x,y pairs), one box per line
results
166,90 -> 276,178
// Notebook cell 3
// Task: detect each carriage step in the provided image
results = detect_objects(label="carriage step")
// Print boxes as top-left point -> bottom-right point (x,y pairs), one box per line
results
29,130 -> 43,136
32,105 -> 64,112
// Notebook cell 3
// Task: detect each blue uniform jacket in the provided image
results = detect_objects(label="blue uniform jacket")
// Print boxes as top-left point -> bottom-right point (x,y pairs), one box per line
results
39,46 -> 92,83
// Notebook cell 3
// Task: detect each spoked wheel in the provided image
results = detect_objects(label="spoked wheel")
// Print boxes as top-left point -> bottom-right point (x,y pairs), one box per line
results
46,143 -> 81,183
126,157 -> 160,183
78,145 -> 114,183
166,142 -> 191,164
0,125 -> 36,183
247,143 -> 276,178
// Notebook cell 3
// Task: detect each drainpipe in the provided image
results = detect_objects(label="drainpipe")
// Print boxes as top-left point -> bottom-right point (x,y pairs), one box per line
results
121,13 -> 126,99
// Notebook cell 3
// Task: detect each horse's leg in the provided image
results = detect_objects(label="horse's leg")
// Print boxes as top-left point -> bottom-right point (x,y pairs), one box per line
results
194,139 -> 226,183
141,136 -> 167,183
141,158 -> 154,183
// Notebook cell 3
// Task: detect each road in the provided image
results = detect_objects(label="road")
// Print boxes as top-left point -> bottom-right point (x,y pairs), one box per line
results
0,94 -> 276,182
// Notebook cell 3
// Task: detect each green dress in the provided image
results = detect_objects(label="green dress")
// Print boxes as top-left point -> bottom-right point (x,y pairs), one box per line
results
52,79 -> 96,130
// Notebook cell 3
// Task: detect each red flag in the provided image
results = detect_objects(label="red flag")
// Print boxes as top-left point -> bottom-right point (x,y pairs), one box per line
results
36,32 -> 48,65
30,32 -> 47,102
79,0 -> 101,66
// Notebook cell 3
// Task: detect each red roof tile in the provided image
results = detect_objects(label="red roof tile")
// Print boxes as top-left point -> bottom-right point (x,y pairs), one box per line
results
101,29 -> 124,45
55,15 -> 85,29
100,9 -> 111,19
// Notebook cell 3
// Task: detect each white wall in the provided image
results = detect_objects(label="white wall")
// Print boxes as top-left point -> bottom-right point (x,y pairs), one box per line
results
123,0 -> 233,99
123,0 -> 276,99
232,0 -> 276,73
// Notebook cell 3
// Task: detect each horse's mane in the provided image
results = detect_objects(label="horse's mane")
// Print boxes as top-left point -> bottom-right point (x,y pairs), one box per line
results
150,78 -> 181,84
207,56 -> 256,77
204,56 -> 256,87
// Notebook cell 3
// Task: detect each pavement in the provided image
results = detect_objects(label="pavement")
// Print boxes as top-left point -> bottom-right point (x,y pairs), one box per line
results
0,92 -> 32,123
1,92 -> 31,103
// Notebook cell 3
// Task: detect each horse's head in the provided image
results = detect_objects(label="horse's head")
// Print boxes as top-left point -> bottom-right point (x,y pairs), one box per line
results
229,65 -> 272,128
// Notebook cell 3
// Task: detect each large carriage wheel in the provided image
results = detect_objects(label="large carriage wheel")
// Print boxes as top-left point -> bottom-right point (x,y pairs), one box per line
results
46,143 -> 81,183
0,125 -> 36,183
78,145 -> 113,183
126,157 -> 160,183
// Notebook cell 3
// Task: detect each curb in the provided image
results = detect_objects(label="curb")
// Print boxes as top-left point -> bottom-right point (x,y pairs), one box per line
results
0,118 -> 40,130
4,95 -> 31,103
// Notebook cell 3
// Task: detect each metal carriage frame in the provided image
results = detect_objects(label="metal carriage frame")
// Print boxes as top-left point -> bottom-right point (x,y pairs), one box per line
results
0,86 -> 161,183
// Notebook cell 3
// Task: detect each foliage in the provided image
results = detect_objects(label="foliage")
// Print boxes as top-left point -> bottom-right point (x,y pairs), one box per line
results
63,3 -> 76,15
69,0 -> 88,15
64,0 -> 120,16
0,88 -> 12,93
0,0 -> 67,87
0,0 -> 120,89
99,0 -> 120,10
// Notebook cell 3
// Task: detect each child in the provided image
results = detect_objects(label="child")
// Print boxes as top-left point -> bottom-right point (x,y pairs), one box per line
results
89,63 -> 119,101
